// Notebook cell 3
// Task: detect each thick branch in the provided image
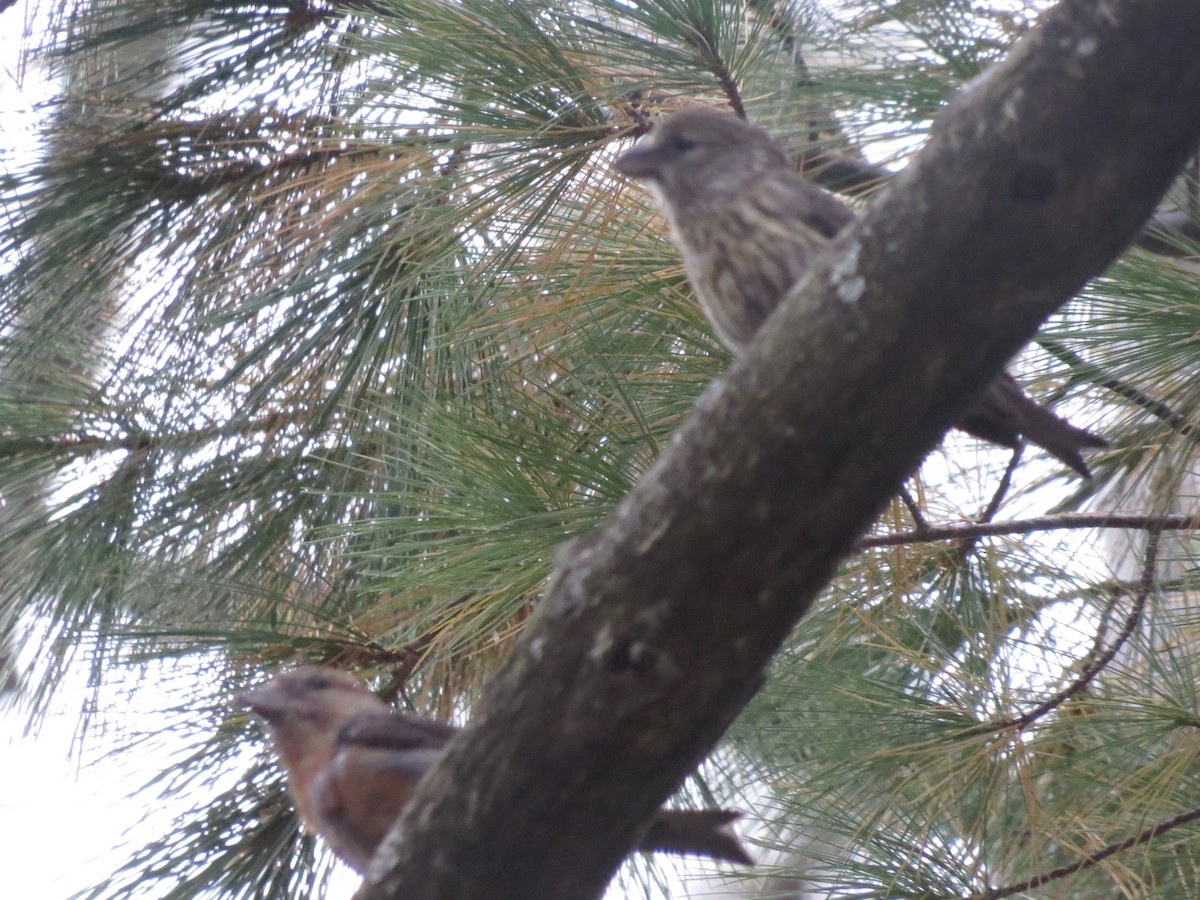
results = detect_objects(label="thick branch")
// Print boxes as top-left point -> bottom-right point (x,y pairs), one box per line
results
361,3 -> 1200,898
804,148 -> 1200,264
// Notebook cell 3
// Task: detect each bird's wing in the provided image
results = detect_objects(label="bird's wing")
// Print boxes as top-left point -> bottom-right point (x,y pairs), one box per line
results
336,709 -> 459,752
312,711 -> 456,873
776,174 -> 857,239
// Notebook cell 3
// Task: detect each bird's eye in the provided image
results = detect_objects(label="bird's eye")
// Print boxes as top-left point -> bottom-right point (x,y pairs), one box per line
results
667,134 -> 698,153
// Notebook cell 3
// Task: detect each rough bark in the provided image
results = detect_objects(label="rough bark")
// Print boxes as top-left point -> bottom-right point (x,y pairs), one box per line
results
359,2 -> 1200,898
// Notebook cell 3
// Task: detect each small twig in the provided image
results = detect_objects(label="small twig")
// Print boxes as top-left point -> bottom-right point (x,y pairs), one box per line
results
979,446 -> 1022,525
2,410 -> 306,458
1039,339 -> 1191,434
855,513 -> 1200,551
620,94 -> 656,138
984,527 -> 1159,734
975,802 -> 1200,899
954,447 -> 1023,559
356,592 -> 476,702
898,486 -> 929,533
679,24 -> 746,120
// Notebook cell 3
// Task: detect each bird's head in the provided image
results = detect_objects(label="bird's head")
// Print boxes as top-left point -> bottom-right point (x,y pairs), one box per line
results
614,105 -> 789,215
237,666 -> 386,770
237,666 -> 378,723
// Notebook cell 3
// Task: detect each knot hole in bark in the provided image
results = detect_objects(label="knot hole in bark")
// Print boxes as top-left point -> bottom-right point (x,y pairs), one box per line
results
603,640 -> 659,676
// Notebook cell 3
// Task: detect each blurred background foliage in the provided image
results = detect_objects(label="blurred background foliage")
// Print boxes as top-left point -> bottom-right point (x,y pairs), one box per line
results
3,0 -> 1200,897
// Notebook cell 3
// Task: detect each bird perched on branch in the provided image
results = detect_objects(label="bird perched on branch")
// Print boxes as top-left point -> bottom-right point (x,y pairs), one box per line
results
237,666 -> 752,873
614,105 -> 1106,478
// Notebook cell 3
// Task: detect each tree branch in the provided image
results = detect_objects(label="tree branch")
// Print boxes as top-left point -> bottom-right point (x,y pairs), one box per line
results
1040,338 -> 1193,434
359,3 -> 1200,898
681,24 -> 745,120
0,410 -> 305,459
977,802 -> 1200,899
982,527 -> 1159,734
855,513 -> 1200,550
953,446 -> 1022,559
804,147 -> 1200,263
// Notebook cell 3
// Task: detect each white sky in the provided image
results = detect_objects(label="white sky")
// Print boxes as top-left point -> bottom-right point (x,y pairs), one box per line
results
0,9 -> 100,896
0,660 -> 189,898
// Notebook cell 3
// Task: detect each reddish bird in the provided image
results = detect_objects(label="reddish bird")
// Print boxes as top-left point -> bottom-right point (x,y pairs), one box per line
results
237,666 -> 752,873
614,105 -> 1106,478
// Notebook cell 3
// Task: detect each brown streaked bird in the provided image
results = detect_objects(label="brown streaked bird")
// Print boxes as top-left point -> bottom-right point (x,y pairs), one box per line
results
237,666 -> 753,873
614,105 -> 1106,478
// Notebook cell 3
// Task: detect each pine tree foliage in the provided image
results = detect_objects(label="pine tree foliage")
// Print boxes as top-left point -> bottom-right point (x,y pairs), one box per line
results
2,1 -> 1199,897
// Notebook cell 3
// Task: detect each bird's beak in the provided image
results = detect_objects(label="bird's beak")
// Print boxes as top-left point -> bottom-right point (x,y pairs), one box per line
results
613,143 -> 661,180
235,684 -> 289,721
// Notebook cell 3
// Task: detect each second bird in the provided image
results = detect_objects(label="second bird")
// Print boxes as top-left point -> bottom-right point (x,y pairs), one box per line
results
614,105 -> 1105,478
238,666 -> 753,874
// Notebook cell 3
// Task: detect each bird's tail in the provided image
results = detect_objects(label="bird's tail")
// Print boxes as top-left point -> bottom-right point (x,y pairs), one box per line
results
637,809 -> 754,866
958,374 -> 1107,479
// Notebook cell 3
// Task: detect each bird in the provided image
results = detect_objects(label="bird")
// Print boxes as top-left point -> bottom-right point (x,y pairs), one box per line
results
237,666 -> 753,873
614,105 -> 1106,478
